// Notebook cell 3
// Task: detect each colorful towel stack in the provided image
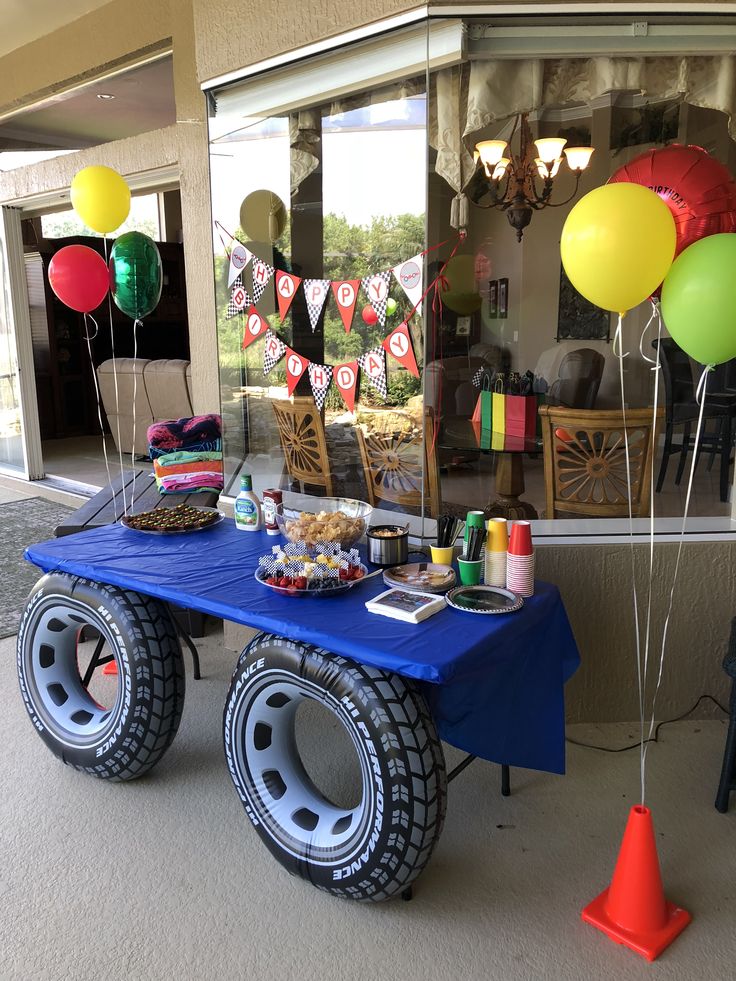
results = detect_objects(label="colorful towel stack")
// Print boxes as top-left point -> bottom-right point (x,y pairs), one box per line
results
147,414 -> 224,495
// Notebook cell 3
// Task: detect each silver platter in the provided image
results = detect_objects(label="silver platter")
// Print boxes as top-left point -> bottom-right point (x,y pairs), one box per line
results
445,585 -> 524,615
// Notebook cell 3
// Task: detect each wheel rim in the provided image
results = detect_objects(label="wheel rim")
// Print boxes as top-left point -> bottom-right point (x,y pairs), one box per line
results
23,598 -> 123,747
233,674 -> 374,859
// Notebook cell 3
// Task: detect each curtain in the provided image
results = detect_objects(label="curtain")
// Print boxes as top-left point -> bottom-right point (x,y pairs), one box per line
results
430,55 -> 736,228
289,79 -> 424,196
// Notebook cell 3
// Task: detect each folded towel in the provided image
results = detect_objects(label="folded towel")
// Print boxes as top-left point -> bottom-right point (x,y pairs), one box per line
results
149,439 -> 221,459
154,458 -> 224,480
147,414 -> 222,453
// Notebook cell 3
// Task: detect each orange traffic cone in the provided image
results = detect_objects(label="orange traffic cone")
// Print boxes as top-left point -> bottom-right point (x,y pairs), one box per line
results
581,805 -> 691,961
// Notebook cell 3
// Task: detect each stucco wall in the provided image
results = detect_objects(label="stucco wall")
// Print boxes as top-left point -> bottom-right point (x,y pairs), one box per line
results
536,542 -> 733,723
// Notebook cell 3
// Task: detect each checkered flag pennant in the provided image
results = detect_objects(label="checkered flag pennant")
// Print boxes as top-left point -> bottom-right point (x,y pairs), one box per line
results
358,347 -> 388,400
262,329 -> 286,375
361,270 -> 392,327
472,367 -> 484,388
308,362 -> 333,411
251,258 -> 275,305
303,278 -> 330,332
226,275 -> 251,319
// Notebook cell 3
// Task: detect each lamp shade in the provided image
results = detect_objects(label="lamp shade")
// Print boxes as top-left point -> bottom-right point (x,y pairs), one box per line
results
534,136 -> 567,163
476,139 -> 508,168
491,157 -> 511,181
535,157 -> 562,180
564,146 -> 595,172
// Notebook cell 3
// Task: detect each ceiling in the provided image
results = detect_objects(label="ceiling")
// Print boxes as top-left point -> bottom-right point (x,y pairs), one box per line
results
0,0 -> 111,58
0,56 -> 176,151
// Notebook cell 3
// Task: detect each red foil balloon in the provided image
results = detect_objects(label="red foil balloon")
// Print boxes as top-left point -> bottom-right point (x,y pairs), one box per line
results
609,144 -> 736,257
48,245 -> 110,313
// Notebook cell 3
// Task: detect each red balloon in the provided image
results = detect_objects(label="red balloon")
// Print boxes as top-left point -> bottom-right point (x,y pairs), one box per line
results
48,245 -> 110,313
609,144 -> 736,257
361,304 -> 378,326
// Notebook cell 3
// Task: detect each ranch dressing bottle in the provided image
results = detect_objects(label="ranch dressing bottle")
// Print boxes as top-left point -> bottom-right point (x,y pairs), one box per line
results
234,474 -> 261,531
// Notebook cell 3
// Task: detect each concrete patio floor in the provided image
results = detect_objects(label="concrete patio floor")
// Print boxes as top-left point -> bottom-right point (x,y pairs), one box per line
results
2,625 -> 734,981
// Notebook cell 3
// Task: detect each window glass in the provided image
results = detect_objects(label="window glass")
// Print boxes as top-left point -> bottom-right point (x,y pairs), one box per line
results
41,193 -> 161,239
426,19 -> 736,525
208,16 -> 736,533
209,59 -> 428,524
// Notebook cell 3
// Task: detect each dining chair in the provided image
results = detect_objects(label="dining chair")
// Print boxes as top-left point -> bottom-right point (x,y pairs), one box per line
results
715,616 -> 736,813
538,405 -> 662,518
271,396 -> 335,496
356,407 -> 442,518
547,348 -> 605,409
653,338 -> 736,502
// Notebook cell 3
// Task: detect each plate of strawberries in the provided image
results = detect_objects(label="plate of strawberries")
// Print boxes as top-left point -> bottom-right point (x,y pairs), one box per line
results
255,541 -> 369,597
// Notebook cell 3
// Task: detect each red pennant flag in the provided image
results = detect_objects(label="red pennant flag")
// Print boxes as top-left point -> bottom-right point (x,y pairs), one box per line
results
331,279 -> 360,333
333,361 -> 359,412
275,270 -> 301,322
241,307 -> 269,349
383,322 -> 419,377
285,347 -> 309,396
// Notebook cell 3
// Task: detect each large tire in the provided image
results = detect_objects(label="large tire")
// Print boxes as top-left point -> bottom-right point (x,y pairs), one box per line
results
223,632 -> 447,901
17,573 -> 185,781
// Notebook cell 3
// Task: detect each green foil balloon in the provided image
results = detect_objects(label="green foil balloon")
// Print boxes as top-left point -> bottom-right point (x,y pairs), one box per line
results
109,231 -> 162,320
661,233 -> 736,366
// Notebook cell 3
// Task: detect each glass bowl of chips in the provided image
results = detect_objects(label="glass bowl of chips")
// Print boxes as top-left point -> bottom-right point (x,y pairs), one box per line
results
275,494 -> 373,550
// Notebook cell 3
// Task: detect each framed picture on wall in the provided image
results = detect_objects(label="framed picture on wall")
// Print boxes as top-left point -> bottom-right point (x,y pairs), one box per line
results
456,316 -> 471,336
498,278 -> 509,319
489,280 -> 498,318
557,266 -> 610,341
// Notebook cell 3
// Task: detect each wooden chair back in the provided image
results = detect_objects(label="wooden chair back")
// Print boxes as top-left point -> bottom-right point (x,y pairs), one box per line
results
539,404 -> 662,518
271,397 -> 334,496
357,408 -> 442,518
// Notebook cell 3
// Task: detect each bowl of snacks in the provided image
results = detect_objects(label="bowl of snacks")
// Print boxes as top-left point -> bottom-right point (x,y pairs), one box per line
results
275,494 -> 373,550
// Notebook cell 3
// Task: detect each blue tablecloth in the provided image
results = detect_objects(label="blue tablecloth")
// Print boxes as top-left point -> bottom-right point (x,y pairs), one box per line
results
25,521 -> 580,774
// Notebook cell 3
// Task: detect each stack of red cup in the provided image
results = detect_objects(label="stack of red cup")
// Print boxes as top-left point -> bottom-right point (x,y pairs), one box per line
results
507,520 -> 534,597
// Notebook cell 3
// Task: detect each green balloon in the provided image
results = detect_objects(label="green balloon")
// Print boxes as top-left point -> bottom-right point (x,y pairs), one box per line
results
661,233 -> 736,366
386,297 -> 397,316
109,231 -> 162,320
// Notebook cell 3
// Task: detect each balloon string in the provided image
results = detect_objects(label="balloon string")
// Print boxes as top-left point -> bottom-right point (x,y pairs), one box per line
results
641,365 -> 713,792
638,298 -> 660,366
639,304 -> 662,806
83,314 -> 117,522
104,235 -> 127,516
130,318 -> 141,511
614,315 -> 645,806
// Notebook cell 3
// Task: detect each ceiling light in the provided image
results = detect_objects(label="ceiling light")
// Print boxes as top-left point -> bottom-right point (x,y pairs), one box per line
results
473,114 -> 593,241
96,93 -> 116,100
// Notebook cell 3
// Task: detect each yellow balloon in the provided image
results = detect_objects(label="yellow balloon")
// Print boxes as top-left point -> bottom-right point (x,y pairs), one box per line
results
71,166 -> 131,234
560,183 -> 676,314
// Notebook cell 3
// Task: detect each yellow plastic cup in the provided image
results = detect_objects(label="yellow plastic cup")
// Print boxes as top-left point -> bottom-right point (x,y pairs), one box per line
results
430,545 -> 455,566
487,517 -> 508,553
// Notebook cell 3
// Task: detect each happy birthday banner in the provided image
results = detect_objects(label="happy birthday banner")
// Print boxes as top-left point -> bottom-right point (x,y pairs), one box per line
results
215,221 -> 461,412
225,251 -> 425,331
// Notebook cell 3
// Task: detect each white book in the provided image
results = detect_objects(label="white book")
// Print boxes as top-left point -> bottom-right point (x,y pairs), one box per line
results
365,587 -> 446,624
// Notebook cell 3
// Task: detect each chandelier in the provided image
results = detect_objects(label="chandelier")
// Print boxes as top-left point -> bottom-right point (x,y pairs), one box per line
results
474,113 -> 594,241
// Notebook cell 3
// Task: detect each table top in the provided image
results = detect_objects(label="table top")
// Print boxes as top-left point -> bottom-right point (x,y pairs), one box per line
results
55,469 -> 219,537
26,520 -> 578,688
439,418 -> 541,455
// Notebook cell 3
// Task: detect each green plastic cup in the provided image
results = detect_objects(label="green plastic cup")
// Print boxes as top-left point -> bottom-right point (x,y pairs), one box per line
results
457,558 -> 483,586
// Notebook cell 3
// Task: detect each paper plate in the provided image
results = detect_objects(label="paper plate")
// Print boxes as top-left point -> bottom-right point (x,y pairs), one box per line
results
445,585 -> 523,615
382,563 -> 456,594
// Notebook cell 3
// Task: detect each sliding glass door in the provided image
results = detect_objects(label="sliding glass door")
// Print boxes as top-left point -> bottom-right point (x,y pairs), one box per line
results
0,206 -> 42,478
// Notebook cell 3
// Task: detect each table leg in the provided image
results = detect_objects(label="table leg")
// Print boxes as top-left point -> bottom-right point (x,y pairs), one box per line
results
488,453 -> 538,520
223,632 -> 448,902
